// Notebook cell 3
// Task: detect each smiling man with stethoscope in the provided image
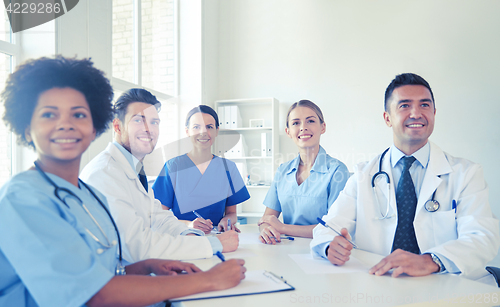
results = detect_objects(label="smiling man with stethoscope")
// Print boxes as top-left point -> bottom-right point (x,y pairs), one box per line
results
311,73 -> 500,285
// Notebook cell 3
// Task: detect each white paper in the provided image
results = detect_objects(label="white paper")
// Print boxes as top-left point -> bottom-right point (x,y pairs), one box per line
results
170,270 -> 293,302
288,253 -> 369,274
238,232 -> 264,245
223,247 -> 257,259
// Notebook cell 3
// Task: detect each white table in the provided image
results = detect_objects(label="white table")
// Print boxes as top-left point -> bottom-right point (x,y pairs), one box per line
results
173,225 -> 500,306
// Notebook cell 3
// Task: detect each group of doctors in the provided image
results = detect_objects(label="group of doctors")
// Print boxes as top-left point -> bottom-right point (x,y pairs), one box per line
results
151,71 -> 499,287
0,54 -> 499,307
0,57 -> 245,307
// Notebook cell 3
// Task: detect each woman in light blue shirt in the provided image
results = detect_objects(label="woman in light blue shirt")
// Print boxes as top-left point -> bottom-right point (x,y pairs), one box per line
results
259,100 -> 350,244
0,57 -> 245,307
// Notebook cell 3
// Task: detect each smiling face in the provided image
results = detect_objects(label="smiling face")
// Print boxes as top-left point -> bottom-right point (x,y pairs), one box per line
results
114,102 -> 160,161
383,85 -> 436,155
185,112 -> 218,151
285,106 -> 326,149
25,87 -> 96,165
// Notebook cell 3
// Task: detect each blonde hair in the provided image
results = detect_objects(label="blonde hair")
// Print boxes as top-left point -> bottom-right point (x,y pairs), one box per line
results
286,100 -> 325,128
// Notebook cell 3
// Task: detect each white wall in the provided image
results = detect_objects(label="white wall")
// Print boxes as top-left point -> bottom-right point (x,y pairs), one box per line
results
56,0 -> 113,169
15,20 -> 56,172
213,0 -> 500,262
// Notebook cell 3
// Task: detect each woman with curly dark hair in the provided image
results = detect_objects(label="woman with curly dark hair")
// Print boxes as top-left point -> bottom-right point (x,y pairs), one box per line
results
0,56 -> 245,307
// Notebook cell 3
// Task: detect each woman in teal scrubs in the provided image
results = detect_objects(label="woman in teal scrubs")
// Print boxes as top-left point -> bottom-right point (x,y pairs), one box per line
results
259,100 -> 350,244
153,105 -> 250,234
0,57 -> 245,307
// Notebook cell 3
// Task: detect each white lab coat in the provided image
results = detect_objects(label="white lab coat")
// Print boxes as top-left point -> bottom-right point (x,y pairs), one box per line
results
80,143 -> 213,262
311,142 -> 500,281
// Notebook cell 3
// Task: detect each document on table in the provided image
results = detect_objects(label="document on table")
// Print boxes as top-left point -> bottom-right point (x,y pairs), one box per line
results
169,270 -> 294,302
238,232 -> 263,245
289,253 -> 369,274
224,247 -> 257,259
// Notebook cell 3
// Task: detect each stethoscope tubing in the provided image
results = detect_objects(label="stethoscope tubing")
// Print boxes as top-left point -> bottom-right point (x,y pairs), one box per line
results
33,161 -> 123,264
372,148 -> 440,218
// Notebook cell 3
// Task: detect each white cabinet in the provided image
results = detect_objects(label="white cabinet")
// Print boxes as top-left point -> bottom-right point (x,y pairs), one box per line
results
214,98 -> 279,222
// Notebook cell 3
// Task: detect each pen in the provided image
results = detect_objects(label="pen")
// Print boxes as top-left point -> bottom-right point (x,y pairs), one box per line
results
316,217 -> 358,249
227,218 -> 231,231
193,211 -> 203,219
215,251 -> 225,262
452,200 -> 457,213
281,236 -> 294,241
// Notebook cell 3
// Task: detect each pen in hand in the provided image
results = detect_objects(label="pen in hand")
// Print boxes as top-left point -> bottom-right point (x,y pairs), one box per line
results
193,210 -> 203,219
192,211 -> 214,234
227,218 -> 231,231
316,218 -> 358,249
216,251 -> 226,262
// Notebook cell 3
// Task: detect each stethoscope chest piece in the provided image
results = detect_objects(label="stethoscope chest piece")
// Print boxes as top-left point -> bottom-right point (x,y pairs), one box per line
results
373,148 -> 442,216
425,199 -> 440,212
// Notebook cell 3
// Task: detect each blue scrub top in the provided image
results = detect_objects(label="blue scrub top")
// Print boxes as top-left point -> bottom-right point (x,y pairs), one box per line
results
263,146 -> 350,225
153,154 -> 250,225
0,171 -> 118,307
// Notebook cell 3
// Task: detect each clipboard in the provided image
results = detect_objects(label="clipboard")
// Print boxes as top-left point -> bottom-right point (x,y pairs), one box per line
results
169,270 -> 295,302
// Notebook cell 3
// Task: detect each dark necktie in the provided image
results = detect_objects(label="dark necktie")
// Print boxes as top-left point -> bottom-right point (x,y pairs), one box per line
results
392,156 -> 420,254
137,165 -> 148,192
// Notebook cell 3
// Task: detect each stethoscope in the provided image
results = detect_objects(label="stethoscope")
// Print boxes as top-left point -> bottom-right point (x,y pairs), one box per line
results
34,161 -> 126,275
371,148 -> 440,220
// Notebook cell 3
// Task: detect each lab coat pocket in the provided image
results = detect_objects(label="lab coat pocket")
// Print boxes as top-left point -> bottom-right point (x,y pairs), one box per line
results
431,210 -> 457,244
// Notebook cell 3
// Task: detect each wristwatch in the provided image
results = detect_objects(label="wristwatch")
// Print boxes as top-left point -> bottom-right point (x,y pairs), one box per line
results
428,253 -> 445,273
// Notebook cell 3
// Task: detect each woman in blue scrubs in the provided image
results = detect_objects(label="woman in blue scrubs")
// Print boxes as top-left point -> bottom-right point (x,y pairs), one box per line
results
0,57 -> 245,307
259,100 -> 350,244
153,105 -> 250,234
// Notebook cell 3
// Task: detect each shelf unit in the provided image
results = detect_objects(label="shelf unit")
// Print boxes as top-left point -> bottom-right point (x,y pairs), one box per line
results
214,98 -> 279,223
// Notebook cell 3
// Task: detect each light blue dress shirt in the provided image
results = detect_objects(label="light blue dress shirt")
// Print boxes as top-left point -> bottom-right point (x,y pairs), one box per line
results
390,142 -> 430,196
0,171 -> 117,307
113,142 -> 222,252
263,146 -> 350,225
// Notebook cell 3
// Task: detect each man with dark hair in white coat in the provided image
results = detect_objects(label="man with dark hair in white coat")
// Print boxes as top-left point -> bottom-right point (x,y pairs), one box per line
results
81,88 -> 239,262
311,73 -> 500,285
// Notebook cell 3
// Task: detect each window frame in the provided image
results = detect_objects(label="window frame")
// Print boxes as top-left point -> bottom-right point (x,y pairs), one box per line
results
111,0 -> 179,97
0,28 -> 20,179
110,0 -> 180,166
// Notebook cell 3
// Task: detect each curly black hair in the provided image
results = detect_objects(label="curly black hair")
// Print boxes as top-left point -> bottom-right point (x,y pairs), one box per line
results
1,56 -> 114,148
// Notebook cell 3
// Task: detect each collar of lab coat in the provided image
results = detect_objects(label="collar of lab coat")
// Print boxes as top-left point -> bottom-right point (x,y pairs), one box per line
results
107,143 -> 149,196
415,141 -> 453,217
112,142 -> 142,176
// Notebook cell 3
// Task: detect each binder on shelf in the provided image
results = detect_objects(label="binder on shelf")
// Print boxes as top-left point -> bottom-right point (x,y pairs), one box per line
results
261,132 -> 272,157
225,134 -> 247,158
217,106 -> 225,128
224,106 -> 231,129
216,131 -> 240,157
266,132 -> 272,156
170,270 -> 294,302
230,105 -> 242,128
215,137 -> 224,156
